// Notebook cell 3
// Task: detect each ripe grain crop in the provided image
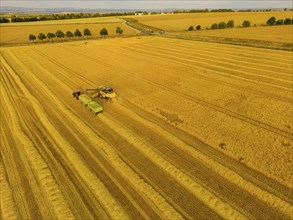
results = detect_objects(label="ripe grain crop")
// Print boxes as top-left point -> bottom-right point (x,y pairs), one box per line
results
1,36 -> 292,219
176,25 -> 293,43
131,11 -> 293,31
0,17 -> 136,45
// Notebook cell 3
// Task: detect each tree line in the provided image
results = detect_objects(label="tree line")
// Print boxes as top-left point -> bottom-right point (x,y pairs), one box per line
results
0,12 -> 135,23
188,20 -> 247,31
174,8 -> 292,14
29,27 -> 124,42
210,20 -> 250,29
0,17 -> 9,23
0,9 -> 237,23
174,9 -> 234,14
188,16 -> 293,31
266,16 -> 293,25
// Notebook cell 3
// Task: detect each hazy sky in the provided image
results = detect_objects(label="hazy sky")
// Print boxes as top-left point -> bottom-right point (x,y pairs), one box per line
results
1,0 -> 292,9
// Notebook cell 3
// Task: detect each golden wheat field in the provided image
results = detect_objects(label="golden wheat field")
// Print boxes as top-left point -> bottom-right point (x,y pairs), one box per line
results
1,36 -> 292,219
178,25 -> 293,43
0,17 -> 136,45
132,11 -> 293,31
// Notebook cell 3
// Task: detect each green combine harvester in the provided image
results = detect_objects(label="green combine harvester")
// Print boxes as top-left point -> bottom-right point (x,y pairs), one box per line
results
85,85 -> 117,101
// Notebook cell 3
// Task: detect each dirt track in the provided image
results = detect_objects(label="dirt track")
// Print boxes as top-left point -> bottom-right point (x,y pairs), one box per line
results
1,37 -> 292,219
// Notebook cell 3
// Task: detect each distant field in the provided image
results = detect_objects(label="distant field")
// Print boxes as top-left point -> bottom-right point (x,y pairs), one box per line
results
1,16 -> 122,26
173,25 -> 293,43
0,21 -> 136,45
131,12 -> 293,31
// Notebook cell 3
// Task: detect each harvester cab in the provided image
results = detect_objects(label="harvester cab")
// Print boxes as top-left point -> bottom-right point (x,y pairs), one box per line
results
72,89 -> 81,100
98,85 -> 117,101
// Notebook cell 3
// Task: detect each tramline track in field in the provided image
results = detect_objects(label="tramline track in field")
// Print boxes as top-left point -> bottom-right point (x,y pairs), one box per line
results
146,40 -> 293,75
129,43 -> 292,80
47,46 -> 292,139
154,38 -> 293,65
121,46 -> 292,89
30,49 -> 93,86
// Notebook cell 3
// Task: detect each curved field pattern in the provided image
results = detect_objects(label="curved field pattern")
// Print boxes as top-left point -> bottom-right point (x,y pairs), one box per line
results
1,36 -> 292,219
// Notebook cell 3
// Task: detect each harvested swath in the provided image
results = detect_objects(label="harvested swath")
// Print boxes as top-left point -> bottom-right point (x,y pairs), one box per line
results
1,55 -> 129,219
11,51 -> 184,219
99,114 -> 246,219
0,160 -> 18,220
111,104 -> 293,217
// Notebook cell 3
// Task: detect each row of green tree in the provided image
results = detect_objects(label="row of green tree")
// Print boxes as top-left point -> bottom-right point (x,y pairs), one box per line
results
1,12 -> 135,23
0,17 -> 9,23
28,27 -> 123,41
266,17 -> 293,25
239,8 -> 292,12
188,16 -> 293,31
210,20 -> 250,29
174,8 -> 292,14
188,20 -> 241,31
174,9 -> 234,13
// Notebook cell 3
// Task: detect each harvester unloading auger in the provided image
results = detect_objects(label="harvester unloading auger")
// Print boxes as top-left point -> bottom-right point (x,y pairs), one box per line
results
72,85 -> 117,115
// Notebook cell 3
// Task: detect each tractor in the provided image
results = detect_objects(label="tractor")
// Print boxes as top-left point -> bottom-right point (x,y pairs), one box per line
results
72,89 -> 103,114
71,85 -> 117,115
